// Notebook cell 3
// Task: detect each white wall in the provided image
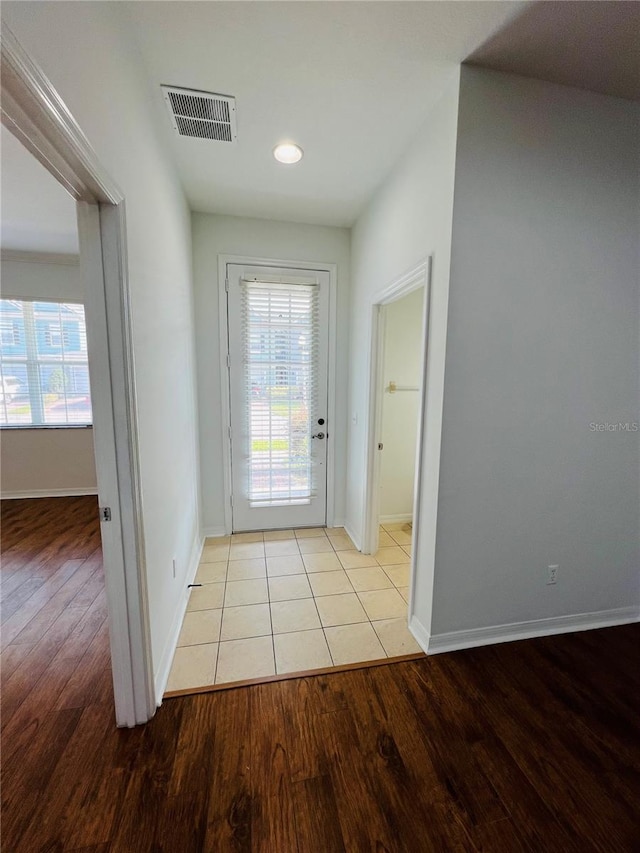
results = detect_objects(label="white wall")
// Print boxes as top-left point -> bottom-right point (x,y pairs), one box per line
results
192,213 -> 350,533
1,428 -> 97,497
0,254 -> 97,497
348,71 -> 460,636
379,287 -> 424,520
3,3 -> 201,689
1,255 -> 82,301
431,68 -> 640,637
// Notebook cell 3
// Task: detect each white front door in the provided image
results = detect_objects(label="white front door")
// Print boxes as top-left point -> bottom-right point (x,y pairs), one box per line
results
226,263 -> 330,531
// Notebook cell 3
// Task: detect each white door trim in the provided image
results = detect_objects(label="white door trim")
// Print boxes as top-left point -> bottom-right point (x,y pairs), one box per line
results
218,254 -> 338,533
362,258 -> 432,627
1,25 -> 155,726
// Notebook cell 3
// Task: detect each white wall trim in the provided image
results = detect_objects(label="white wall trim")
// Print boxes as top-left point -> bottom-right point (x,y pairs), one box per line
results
409,612 -> 430,653
1,249 -> 79,266
217,255 -> 233,534
217,253 -> 339,534
428,606 -> 640,655
1,488 -> 98,499
325,262 -> 339,530
373,261 -> 429,306
153,533 -> 203,705
90,202 -> 155,725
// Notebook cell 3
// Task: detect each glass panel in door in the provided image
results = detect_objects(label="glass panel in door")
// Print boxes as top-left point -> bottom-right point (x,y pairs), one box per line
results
227,264 -> 329,531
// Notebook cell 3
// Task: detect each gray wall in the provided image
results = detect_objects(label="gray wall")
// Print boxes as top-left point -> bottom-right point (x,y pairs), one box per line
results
432,67 -> 640,634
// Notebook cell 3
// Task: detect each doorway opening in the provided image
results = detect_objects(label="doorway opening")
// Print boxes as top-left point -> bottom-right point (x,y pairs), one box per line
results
374,286 -> 425,596
0,140 -> 110,735
362,259 -> 431,645
378,287 -> 425,536
1,26 -> 154,725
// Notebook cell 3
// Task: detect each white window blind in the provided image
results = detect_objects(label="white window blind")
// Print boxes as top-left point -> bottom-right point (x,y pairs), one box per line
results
240,280 -> 319,505
0,299 -> 92,427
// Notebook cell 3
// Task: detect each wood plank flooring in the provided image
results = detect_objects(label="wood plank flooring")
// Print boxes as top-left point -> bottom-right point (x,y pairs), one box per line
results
2,497 -> 639,851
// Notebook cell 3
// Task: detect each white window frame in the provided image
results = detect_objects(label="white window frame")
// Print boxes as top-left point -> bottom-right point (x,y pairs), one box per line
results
218,254 -> 338,534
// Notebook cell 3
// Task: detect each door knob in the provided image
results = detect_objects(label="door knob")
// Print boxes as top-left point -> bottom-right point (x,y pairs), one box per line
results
311,432 -> 325,440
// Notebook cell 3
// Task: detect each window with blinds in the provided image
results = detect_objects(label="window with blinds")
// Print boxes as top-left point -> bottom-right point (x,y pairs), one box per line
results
0,299 -> 92,427
241,281 -> 318,505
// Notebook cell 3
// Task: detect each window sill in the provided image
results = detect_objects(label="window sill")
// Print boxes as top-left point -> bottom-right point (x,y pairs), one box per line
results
0,424 -> 93,431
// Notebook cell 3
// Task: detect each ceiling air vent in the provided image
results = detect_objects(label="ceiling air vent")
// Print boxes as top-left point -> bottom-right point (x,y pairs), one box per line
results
161,86 -> 237,143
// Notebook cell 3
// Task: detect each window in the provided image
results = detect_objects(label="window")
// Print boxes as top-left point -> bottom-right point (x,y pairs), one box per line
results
241,281 -> 318,505
0,299 -> 93,427
44,325 -> 63,349
0,322 -> 20,347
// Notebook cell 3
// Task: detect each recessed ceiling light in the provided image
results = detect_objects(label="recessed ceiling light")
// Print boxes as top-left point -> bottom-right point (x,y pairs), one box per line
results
273,142 -> 303,164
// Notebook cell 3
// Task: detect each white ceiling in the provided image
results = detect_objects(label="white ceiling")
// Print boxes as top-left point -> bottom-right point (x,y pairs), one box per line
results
122,1 -> 527,227
1,124 -> 79,254
2,1 -> 638,254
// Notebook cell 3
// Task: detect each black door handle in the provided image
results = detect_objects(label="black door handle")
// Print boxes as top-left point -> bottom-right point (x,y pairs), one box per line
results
311,432 -> 325,440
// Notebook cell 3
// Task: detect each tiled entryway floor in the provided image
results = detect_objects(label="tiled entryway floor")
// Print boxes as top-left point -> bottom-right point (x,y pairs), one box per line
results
165,523 -> 423,694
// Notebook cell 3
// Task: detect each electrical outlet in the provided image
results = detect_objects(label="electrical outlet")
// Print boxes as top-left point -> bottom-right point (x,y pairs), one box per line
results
547,564 -> 558,585
172,558 -> 177,579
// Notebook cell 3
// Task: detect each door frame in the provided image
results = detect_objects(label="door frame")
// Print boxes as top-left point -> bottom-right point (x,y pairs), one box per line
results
362,258 -> 431,621
1,25 -> 155,726
218,255 -> 338,533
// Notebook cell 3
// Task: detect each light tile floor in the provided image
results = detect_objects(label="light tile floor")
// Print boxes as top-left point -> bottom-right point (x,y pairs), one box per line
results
165,523 -> 422,693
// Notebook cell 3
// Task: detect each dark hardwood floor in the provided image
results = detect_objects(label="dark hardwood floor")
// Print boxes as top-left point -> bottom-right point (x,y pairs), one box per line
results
2,497 -> 639,851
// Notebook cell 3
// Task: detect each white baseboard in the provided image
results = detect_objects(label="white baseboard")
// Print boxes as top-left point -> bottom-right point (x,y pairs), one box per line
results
428,606 -> 640,655
379,513 -> 413,524
154,532 -> 203,705
409,613 -> 430,653
1,487 -> 99,499
327,517 -> 345,530
201,526 -> 228,539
